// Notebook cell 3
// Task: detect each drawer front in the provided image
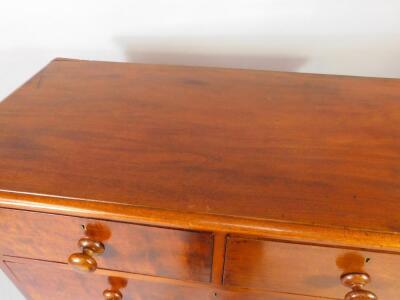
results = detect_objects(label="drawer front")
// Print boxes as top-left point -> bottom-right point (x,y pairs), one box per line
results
3,257 -> 334,300
224,236 -> 400,299
0,208 -> 213,282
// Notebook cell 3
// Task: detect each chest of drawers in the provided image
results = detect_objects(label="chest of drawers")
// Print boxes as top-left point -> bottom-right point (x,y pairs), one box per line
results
0,58 -> 399,299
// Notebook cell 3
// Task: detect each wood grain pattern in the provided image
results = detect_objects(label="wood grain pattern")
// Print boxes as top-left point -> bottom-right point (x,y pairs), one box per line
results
1,59 -> 400,299
0,58 -> 399,235
0,208 -> 213,282
2,190 -> 400,252
3,257 -> 335,300
223,236 -> 400,299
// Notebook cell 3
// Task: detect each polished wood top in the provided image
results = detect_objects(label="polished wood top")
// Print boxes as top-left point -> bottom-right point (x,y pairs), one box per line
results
0,58 -> 399,235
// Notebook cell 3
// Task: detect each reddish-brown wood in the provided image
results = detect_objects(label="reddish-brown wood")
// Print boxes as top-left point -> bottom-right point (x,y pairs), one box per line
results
2,257 -> 334,300
1,59 -> 400,299
3,191 -> 400,252
0,58 -> 399,235
211,232 -> 227,284
0,208 -> 213,282
223,236 -> 400,299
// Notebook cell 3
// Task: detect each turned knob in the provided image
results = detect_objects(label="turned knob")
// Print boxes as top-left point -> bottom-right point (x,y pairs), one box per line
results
341,273 -> 377,300
68,237 -> 105,272
103,289 -> 123,300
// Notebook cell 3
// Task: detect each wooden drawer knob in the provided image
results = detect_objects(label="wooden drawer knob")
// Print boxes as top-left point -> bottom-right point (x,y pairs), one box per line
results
341,273 -> 377,300
103,289 -> 123,300
68,237 -> 105,272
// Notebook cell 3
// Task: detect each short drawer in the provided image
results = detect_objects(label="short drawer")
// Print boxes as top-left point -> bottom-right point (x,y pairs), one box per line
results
0,208 -> 213,282
224,236 -> 400,299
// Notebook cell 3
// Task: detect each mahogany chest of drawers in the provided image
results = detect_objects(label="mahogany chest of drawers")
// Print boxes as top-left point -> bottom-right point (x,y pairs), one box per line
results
0,58 -> 399,299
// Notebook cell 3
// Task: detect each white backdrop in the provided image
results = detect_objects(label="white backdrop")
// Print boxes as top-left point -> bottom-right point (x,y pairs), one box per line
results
0,1 -> 400,299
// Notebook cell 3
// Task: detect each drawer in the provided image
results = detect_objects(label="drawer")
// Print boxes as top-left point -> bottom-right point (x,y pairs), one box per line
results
2,257 -> 334,300
224,236 -> 400,299
0,208 -> 213,282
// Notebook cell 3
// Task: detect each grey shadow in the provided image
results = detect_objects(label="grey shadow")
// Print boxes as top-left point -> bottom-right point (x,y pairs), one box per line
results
114,36 -> 308,72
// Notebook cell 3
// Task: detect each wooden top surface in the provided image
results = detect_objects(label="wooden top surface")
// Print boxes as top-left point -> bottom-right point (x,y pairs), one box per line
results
1,58 -> 399,234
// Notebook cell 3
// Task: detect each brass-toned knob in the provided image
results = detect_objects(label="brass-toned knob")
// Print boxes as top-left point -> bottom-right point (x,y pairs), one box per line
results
344,290 -> 378,300
341,273 -> 377,300
68,237 -> 105,272
103,289 -> 123,300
